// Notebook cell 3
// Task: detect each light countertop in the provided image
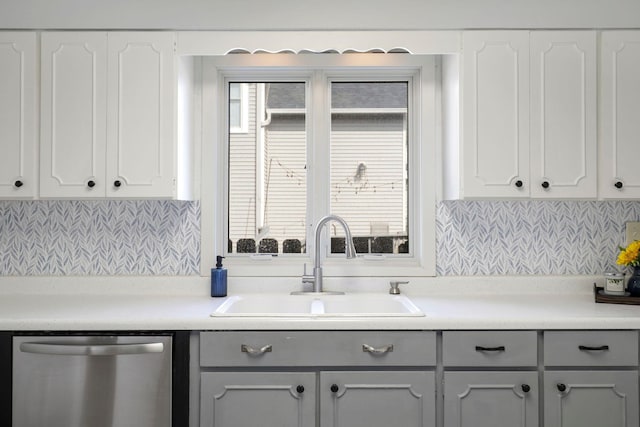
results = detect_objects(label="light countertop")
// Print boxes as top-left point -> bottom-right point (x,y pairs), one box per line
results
1,275 -> 639,331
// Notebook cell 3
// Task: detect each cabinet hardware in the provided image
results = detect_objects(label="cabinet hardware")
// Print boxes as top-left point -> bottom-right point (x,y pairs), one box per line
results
362,344 -> 394,354
578,345 -> 609,352
521,384 -> 530,393
615,181 -> 624,189
474,345 -> 505,352
557,383 -> 567,392
87,180 -> 96,188
14,180 -> 23,188
541,181 -> 550,189
114,180 -> 122,188
296,385 -> 304,394
514,180 -> 523,188
19,341 -> 164,356
330,384 -> 339,393
241,344 -> 272,356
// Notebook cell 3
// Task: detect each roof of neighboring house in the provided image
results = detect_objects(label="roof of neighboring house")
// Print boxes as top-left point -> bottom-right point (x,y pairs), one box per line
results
266,82 -> 407,110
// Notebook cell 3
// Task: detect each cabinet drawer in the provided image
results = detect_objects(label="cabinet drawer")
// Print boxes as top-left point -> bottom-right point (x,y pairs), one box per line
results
442,331 -> 537,367
544,331 -> 638,366
200,331 -> 436,367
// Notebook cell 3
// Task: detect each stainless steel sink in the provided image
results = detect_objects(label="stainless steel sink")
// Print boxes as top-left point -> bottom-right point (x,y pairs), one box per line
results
211,293 -> 424,317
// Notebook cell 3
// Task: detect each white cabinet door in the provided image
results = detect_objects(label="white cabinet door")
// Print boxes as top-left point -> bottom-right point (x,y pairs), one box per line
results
462,31 -> 530,198
530,31 -> 597,198
320,371 -> 435,427
200,372 -> 316,427
444,371 -> 539,427
544,371 -> 639,427
0,32 -> 36,199
106,32 -> 176,198
600,31 -> 640,199
40,32 -> 108,198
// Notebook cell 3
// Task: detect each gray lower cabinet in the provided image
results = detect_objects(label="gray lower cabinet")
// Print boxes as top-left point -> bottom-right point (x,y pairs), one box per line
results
200,372 -> 316,427
442,331 -> 539,427
198,331 -> 437,427
444,371 -> 538,427
543,330 -> 640,427
320,371 -> 435,427
544,371 -> 638,427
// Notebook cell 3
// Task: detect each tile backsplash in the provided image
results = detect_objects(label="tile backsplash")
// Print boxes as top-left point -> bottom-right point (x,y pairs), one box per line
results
0,199 -> 636,276
0,200 -> 200,276
437,200 -> 636,276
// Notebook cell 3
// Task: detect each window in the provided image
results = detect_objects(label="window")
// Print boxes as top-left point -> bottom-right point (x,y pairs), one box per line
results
202,54 -> 436,277
228,83 -> 248,133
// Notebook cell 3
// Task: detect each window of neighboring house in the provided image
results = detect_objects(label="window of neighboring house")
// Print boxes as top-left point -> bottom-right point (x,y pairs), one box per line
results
202,54 -> 436,277
229,82 -> 249,133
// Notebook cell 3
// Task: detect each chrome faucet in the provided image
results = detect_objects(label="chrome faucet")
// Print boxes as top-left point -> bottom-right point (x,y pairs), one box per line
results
298,215 -> 357,294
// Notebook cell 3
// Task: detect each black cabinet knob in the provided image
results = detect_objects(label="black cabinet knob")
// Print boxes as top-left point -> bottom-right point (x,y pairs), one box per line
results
615,181 -> 624,189
521,384 -> 530,393
557,383 -> 567,392
14,180 -> 23,188
515,180 -> 523,188
114,180 -> 122,188
541,181 -> 550,189
330,384 -> 339,393
296,385 -> 304,394
87,180 -> 96,188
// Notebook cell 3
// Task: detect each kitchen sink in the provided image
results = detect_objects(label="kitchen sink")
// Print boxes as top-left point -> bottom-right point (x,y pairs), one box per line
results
211,293 -> 424,317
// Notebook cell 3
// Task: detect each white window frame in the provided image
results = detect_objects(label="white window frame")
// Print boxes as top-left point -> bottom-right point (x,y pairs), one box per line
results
200,53 -> 436,278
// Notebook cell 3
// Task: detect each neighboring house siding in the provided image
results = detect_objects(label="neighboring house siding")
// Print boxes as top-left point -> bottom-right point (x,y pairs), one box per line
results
263,114 -> 307,251
228,84 -> 257,250
330,113 -> 407,238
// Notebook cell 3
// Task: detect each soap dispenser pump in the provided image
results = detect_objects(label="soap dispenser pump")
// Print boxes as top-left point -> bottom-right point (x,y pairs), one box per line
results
211,256 -> 227,297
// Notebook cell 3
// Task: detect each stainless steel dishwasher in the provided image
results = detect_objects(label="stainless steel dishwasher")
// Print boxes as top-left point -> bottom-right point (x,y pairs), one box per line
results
12,335 -> 172,427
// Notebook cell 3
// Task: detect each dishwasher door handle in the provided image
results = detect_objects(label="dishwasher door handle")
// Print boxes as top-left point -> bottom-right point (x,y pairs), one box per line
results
20,341 -> 165,356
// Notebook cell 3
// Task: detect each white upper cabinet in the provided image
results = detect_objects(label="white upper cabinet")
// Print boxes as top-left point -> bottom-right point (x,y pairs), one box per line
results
458,30 -> 597,199
600,31 -> 640,199
106,32 -> 176,198
40,32 -> 108,198
462,31 -> 530,198
0,32 -> 37,199
530,31 -> 597,198
40,31 -> 186,199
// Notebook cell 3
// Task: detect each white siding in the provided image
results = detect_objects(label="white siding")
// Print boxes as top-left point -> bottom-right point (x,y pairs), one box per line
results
228,84 -> 257,249
263,115 -> 307,250
330,113 -> 407,239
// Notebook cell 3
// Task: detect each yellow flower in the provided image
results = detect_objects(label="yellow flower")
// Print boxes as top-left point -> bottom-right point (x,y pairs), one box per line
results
617,240 -> 640,266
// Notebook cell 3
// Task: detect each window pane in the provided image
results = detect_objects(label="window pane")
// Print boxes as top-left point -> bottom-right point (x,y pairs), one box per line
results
330,82 -> 409,255
228,82 -> 307,254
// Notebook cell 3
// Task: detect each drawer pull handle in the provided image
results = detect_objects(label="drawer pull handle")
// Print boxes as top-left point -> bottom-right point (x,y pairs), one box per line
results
521,384 -> 530,393
578,345 -> 609,352
330,384 -> 339,393
241,344 -> 272,356
475,345 -> 506,352
557,383 -> 567,392
362,344 -> 394,355
296,385 -> 304,394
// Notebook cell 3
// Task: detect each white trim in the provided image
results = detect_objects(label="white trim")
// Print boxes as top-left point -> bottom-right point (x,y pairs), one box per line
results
200,53 -> 437,278
177,31 -> 461,56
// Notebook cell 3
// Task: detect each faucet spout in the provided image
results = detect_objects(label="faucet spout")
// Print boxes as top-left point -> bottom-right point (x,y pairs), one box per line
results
298,215 -> 356,294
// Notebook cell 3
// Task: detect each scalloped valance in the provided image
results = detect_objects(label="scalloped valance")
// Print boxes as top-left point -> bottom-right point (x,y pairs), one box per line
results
177,31 -> 460,55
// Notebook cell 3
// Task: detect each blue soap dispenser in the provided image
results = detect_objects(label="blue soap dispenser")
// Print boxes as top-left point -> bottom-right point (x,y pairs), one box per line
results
211,256 -> 227,297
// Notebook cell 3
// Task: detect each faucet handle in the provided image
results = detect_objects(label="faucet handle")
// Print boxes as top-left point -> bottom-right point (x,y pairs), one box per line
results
389,281 -> 409,295
302,263 -> 314,283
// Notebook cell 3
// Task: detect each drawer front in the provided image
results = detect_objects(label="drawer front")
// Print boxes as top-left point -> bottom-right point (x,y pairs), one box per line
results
442,331 -> 538,367
544,331 -> 638,366
200,331 -> 436,367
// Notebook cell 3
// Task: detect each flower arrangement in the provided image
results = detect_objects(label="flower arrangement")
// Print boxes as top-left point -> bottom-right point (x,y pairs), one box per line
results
617,240 -> 640,267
